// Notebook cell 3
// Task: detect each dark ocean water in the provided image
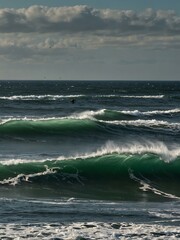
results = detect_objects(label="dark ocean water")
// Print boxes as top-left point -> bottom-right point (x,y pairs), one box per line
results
0,80 -> 180,239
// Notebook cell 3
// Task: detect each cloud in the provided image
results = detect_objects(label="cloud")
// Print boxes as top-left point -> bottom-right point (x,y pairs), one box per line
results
0,6 -> 180,61
0,5 -> 179,35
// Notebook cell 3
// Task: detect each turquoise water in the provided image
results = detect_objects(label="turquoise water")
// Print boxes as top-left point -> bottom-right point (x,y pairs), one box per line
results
0,80 -> 180,239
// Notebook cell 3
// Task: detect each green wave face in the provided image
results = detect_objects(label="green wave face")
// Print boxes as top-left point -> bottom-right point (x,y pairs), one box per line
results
0,119 -> 102,136
0,154 -> 180,201
0,116 -> 178,139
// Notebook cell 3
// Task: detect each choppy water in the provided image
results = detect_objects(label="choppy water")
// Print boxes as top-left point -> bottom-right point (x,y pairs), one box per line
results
0,80 -> 180,239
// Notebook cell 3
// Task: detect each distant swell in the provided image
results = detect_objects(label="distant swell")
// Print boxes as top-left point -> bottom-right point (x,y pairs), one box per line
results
0,118 -> 102,136
120,95 -> 164,99
1,108 -> 179,122
0,94 -> 164,101
0,116 -> 179,138
0,94 -> 85,101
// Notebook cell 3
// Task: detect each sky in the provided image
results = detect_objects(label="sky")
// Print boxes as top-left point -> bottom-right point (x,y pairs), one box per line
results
0,0 -> 180,80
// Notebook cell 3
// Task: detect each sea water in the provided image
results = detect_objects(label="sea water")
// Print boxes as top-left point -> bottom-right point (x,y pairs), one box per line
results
0,80 -> 180,239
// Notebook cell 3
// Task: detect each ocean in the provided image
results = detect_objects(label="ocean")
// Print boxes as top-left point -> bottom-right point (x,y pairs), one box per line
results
0,80 -> 180,239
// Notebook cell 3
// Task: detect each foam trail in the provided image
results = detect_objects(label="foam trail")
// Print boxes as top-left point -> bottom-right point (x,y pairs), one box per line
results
99,119 -> 180,130
122,108 -> 180,116
0,94 -> 85,100
0,166 -> 58,186
129,170 -> 180,200
0,94 -> 164,100
121,95 -> 164,99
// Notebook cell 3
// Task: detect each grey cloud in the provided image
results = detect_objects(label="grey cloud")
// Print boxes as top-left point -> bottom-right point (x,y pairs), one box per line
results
0,5 -> 179,35
0,6 -> 179,61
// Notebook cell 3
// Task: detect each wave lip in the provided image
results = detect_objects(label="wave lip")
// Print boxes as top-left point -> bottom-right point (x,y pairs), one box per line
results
1,140 -> 180,165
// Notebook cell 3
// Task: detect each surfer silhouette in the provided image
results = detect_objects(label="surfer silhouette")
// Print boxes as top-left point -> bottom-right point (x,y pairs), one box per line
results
71,98 -> 75,104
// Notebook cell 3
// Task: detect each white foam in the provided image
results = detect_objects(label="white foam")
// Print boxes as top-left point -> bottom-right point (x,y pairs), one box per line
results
122,108 -> 180,116
70,109 -> 105,119
0,94 -> 165,101
99,119 -> 180,131
129,170 -> 180,200
0,140 -> 180,166
0,94 -> 85,100
149,211 -> 177,219
0,166 -> 58,186
1,221 -> 180,240
93,141 -> 180,162
121,95 -> 164,99
94,94 -> 119,97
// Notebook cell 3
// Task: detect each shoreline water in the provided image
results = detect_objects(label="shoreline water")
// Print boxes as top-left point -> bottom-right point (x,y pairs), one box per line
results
0,197 -> 180,239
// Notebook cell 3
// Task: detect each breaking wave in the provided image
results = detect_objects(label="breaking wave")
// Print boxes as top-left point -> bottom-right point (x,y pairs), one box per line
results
0,141 -> 180,200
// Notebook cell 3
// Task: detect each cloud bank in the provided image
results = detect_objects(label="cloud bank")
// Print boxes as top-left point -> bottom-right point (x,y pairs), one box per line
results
0,5 -> 180,60
0,5 -> 179,34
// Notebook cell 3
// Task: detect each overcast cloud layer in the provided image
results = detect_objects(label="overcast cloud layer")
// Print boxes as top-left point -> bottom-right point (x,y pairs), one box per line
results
0,5 -> 180,61
0,5 -> 180,34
